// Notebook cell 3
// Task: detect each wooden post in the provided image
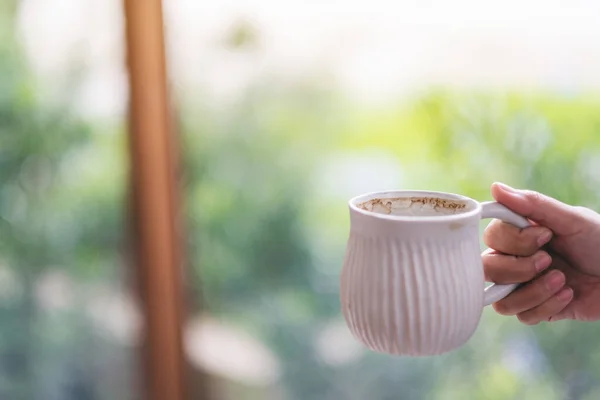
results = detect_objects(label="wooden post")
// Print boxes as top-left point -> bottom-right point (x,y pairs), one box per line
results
123,1 -> 186,399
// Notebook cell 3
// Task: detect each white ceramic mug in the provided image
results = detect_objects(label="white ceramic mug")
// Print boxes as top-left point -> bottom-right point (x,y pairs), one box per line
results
339,190 -> 531,356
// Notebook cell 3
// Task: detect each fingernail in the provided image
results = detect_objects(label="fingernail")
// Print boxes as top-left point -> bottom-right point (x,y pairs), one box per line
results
546,270 -> 565,290
494,182 -> 527,200
534,252 -> 552,272
557,287 -> 573,302
537,230 -> 553,246
495,182 -> 517,193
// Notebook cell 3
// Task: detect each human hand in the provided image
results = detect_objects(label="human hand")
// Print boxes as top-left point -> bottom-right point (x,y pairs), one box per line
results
482,182 -> 600,324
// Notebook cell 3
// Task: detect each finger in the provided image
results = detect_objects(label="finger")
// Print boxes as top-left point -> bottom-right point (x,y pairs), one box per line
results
516,287 -> 574,325
483,219 -> 553,256
491,182 -> 581,236
482,249 -> 552,284
493,269 -> 566,316
548,305 -> 574,322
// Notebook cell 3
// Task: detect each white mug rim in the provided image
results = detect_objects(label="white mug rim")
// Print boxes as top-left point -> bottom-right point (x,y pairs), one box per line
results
348,190 -> 482,222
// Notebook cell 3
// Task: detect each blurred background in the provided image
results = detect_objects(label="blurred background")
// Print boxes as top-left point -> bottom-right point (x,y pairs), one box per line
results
3,0 -> 600,399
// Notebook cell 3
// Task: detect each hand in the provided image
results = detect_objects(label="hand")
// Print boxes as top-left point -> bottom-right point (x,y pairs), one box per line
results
482,182 -> 600,324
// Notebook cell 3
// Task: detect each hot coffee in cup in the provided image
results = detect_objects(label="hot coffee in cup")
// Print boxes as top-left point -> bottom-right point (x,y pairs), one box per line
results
340,190 -> 530,356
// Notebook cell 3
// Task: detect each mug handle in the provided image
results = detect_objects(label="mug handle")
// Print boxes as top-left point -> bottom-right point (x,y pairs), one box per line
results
480,201 -> 532,306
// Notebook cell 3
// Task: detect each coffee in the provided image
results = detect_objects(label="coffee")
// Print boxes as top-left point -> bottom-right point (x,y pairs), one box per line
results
357,196 -> 470,217
340,190 -> 531,356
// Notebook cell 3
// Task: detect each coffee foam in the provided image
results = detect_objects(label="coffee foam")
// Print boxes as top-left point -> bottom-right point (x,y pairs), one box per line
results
357,196 -> 469,217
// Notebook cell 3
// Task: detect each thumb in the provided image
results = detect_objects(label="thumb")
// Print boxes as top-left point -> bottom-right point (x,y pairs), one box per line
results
491,182 -> 580,235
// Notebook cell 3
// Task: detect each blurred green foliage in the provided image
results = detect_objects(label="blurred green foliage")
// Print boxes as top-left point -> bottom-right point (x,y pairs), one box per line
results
3,3 -> 600,400
0,5 -> 131,399
179,81 -> 600,400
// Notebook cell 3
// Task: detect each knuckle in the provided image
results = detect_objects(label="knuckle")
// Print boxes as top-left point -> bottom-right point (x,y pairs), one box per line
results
572,205 -> 590,213
523,190 -> 543,205
536,279 -> 553,297
572,205 -> 596,221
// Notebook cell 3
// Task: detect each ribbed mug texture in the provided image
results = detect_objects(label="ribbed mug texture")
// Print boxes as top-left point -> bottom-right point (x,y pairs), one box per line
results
340,194 -> 485,356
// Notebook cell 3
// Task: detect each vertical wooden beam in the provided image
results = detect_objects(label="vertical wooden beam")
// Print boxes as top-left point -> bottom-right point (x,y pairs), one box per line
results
123,1 -> 185,400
